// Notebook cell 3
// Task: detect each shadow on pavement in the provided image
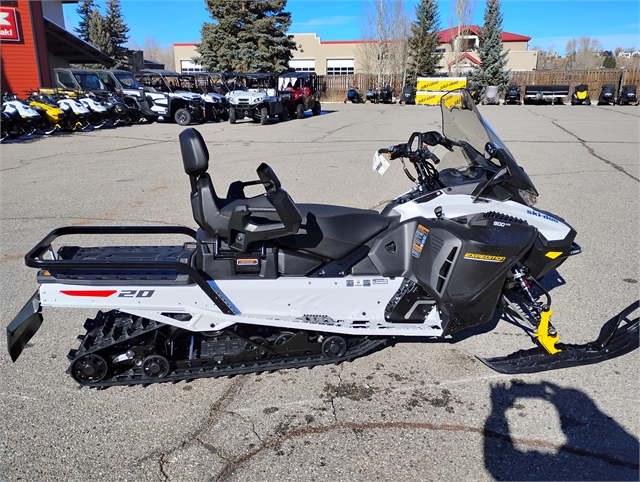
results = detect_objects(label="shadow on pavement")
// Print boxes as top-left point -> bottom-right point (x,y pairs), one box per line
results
483,381 -> 639,481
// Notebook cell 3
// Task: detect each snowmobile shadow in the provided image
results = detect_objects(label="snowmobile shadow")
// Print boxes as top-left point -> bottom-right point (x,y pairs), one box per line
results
483,381 -> 639,481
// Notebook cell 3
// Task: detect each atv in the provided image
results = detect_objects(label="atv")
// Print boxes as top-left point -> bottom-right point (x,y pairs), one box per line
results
7,89 -> 638,387
227,73 -> 291,125
136,69 -> 207,125
278,71 -> 322,118
96,69 -> 158,123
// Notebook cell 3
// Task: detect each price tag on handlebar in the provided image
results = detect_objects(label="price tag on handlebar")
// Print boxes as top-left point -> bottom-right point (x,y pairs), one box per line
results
372,152 -> 390,175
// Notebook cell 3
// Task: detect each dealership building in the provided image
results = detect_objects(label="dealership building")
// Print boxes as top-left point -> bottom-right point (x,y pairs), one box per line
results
0,0 -> 112,94
174,28 -> 537,75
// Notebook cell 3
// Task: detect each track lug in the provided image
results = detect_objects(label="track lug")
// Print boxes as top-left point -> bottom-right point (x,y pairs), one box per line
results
67,349 -> 78,361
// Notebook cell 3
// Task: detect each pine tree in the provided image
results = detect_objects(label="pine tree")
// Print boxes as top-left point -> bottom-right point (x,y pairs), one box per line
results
470,0 -> 510,90
602,55 -> 616,69
406,0 -> 442,85
103,0 -> 130,68
87,9 -> 112,54
196,0 -> 296,73
75,0 -> 98,42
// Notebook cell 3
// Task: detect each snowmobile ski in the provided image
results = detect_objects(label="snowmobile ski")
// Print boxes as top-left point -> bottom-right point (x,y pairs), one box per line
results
480,301 -> 639,374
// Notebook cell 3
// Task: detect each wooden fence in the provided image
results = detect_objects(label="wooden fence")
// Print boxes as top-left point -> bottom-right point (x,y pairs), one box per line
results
318,69 -> 640,102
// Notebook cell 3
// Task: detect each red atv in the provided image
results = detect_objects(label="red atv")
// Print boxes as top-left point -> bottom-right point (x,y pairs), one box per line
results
278,72 -> 322,119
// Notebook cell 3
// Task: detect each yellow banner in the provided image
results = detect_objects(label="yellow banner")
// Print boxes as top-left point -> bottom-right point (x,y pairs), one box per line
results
416,77 -> 467,92
415,91 -> 448,105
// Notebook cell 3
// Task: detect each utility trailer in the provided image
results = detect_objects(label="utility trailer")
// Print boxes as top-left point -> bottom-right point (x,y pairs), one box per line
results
523,85 -> 569,105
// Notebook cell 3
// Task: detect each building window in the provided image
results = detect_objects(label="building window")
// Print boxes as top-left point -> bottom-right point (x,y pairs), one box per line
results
289,59 -> 315,72
326,58 -> 354,76
180,59 -> 203,74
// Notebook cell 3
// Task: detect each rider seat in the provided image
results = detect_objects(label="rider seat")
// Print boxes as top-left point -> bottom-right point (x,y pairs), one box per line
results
179,128 -> 302,252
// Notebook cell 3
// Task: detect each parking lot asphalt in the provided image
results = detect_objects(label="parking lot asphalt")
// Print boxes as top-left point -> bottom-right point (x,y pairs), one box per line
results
1,101 -> 638,481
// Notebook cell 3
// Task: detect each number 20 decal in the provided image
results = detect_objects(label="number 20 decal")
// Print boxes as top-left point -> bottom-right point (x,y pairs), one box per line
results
118,290 -> 155,298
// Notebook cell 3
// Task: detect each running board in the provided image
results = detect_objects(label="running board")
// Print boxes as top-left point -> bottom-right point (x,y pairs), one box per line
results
480,301 -> 639,374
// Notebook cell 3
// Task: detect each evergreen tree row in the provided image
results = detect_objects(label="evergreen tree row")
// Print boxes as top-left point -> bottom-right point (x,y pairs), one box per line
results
75,0 -> 130,69
195,0 -> 296,73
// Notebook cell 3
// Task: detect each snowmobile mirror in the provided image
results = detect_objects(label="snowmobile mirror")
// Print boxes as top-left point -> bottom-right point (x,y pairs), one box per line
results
422,131 -> 441,146
408,132 -> 423,153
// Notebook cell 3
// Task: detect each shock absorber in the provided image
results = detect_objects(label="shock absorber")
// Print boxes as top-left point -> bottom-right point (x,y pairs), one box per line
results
512,266 -> 556,335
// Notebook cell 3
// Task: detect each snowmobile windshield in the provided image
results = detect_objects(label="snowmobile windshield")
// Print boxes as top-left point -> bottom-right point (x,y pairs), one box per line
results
114,73 -> 139,89
438,89 -> 538,197
440,89 -> 517,167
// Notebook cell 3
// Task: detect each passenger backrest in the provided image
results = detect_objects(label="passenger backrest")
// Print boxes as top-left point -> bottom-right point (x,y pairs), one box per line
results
179,128 -> 221,233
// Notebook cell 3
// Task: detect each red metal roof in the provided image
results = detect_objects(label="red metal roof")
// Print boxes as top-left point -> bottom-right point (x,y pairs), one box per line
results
447,52 -> 481,68
438,26 -> 531,43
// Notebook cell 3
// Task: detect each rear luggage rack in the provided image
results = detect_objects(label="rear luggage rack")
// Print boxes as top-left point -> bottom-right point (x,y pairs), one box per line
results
25,226 -> 235,315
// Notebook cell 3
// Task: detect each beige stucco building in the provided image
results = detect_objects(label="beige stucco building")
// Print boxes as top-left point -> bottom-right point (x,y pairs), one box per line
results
173,28 -> 537,75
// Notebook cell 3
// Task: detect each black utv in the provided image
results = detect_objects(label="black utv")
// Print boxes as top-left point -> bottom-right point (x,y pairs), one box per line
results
136,69 -> 207,125
96,69 -> 158,122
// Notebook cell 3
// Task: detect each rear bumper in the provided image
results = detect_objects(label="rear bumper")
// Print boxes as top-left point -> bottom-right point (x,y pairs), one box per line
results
7,291 -> 42,362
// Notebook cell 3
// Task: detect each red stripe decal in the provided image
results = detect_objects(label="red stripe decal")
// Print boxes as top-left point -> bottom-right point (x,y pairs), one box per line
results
60,290 -> 117,297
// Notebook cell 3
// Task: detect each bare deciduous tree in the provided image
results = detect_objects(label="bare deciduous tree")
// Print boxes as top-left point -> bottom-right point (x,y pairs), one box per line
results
565,37 -> 603,70
450,0 -> 476,76
143,37 -> 176,70
358,0 -> 408,89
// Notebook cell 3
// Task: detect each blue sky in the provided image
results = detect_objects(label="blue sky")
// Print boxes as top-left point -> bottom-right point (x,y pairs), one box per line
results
63,0 -> 640,55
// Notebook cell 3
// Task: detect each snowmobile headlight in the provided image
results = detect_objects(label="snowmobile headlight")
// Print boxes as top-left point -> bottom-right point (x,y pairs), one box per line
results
519,189 -> 537,206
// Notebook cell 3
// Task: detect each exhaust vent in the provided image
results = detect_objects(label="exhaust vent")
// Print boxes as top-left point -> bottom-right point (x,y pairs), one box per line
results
436,247 -> 457,293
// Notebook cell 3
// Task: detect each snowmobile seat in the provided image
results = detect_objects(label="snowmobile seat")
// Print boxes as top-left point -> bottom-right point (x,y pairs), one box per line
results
278,204 -> 390,260
180,128 -> 302,251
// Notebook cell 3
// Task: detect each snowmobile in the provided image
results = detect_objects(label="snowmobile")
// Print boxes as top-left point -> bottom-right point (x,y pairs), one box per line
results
597,84 -> 616,106
617,85 -> 638,105
344,88 -> 363,103
570,84 -> 591,105
379,85 -> 394,104
28,92 -> 66,135
482,86 -> 500,105
7,89 -> 638,387
399,85 -> 416,105
366,88 -> 379,104
503,84 -> 521,105
1,92 -> 41,138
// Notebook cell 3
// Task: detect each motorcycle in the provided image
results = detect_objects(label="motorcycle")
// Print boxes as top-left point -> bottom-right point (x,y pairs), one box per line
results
7,89 -> 638,387
344,87 -> 363,103
1,92 -> 41,138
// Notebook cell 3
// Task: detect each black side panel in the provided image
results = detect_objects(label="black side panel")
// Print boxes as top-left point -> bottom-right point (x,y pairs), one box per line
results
369,213 -> 537,334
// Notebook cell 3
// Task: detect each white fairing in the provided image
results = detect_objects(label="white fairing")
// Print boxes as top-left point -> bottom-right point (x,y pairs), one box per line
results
393,190 -> 571,241
59,99 -> 89,115
4,101 -> 40,118
78,98 -> 107,113
38,276 -> 445,337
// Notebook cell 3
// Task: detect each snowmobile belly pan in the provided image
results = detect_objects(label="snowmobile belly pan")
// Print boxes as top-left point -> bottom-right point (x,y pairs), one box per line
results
481,301 -> 639,374
7,291 -> 42,362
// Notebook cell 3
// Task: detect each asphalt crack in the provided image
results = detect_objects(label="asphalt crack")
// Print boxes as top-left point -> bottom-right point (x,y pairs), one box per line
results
526,108 -> 639,182
152,377 -> 246,481
214,419 -> 639,481
550,120 -> 639,182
